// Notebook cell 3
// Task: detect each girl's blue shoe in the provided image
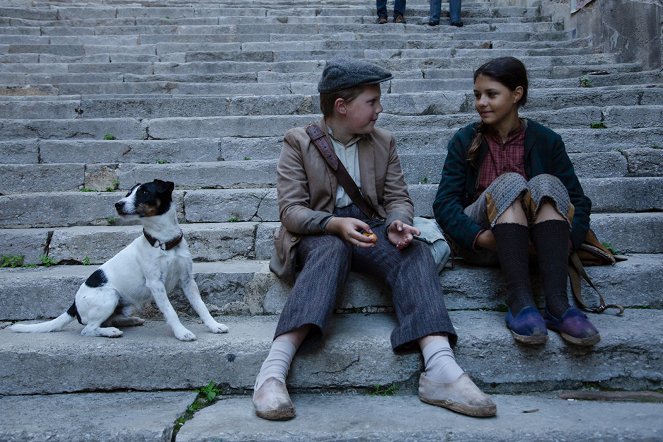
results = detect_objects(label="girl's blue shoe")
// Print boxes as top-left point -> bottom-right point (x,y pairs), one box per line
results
505,306 -> 548,345
545,307 -> 600,346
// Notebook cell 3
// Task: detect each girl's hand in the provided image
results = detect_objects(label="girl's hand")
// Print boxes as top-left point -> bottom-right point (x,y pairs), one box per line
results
388,220 -> 420,250
325,217 -> 377,248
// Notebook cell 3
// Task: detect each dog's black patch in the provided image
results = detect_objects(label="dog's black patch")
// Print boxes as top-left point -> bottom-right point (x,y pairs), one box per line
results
85,269 -> 108,288
66,302 -> 83,325
134,180 -> 174,217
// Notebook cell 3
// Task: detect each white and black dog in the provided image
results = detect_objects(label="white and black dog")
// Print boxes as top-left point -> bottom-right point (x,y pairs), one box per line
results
10,179 -> 228,341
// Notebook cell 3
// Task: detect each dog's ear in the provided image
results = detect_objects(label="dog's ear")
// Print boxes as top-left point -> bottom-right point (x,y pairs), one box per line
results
153,179 -> 175,195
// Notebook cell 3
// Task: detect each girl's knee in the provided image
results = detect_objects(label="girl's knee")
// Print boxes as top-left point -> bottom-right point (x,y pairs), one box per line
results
528,174 -> 565,197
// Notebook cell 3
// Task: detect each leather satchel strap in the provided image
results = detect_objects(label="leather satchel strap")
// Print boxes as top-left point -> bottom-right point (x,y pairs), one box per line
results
305,124 -> 382,220
568,252 -> 624,315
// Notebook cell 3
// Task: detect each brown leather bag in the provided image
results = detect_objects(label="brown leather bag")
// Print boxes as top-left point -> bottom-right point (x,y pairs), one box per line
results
568,228 -> 626,315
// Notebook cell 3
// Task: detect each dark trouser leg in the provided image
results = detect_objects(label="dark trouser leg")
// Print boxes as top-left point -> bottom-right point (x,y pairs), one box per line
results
394,0 -> 406,16
352,219 -> 457,350
376,0 -> 387,17
274,234 -> 352,339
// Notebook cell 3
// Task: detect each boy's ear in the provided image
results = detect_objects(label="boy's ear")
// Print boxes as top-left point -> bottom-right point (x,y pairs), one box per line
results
334,97 -> 348,116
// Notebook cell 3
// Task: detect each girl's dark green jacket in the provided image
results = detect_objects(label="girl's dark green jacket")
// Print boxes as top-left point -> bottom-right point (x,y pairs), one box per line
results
433,119 -> 591,252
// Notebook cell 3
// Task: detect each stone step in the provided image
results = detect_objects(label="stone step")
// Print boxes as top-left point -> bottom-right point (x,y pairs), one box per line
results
4,68 -> 655,95
1,40 -> 598,60
1,128 -> 659,166
5,61 -> 635,86
1,56 -> 628,78
1,309 -> 661,395
0,14 -> 543,29
0,213 -> 661,266
0,21 -> 563,38
0,147 -> 659,195
0,63 -> 646,92
1,178 -> 661,229
0,4 -> 537,19
2,390 -> 662,442
0,391 -> 196,442
0,34 -> 588,50
1,254 -> 661,321
2,105 -> 655,140
2,86 -> 661,119
0,46 -> 614,66
179,393 -> 663,442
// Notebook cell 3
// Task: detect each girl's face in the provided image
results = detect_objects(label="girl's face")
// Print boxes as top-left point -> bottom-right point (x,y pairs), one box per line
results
339,84 -> 383,135
473,74 -> 523,128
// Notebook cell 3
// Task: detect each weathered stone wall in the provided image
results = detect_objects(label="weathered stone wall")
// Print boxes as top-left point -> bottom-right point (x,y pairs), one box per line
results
538,0 -> 662,69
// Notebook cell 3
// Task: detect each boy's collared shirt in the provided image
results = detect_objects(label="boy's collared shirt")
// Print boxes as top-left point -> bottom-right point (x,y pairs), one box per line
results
328,128 -> 364,208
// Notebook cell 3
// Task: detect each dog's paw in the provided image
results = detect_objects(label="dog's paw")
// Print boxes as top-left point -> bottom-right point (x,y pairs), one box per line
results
208,322 -> 229,334
175,328 -> 197,341
82,326 -> 123,338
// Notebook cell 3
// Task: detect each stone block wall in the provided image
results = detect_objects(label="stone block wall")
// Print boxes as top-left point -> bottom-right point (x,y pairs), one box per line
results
539,0 -> 662,69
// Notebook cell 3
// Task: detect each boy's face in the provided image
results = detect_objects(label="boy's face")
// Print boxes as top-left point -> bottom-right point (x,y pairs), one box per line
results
341,84 -> 383,135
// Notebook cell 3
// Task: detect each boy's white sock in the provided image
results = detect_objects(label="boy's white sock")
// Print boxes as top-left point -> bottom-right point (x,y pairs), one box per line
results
421,339 -> 465,384
254,340 -> 297,390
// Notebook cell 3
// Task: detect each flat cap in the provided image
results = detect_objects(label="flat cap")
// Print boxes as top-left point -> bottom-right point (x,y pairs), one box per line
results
318,57 -> 393,93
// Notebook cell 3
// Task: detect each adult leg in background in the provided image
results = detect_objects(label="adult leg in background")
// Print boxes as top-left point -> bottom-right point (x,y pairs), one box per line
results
428,0 -> 442,25
449,0 -> 463,26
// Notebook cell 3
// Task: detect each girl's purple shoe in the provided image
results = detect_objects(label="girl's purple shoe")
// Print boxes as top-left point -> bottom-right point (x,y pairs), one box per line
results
505,306 -> 548,345
545,307 -> 600,346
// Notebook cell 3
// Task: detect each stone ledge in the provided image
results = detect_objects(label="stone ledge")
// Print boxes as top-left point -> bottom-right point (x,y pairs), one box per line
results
1,310 -> 661,395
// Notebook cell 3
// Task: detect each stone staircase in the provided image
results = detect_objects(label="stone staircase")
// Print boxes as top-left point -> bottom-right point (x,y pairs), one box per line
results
1,0 -> 662,440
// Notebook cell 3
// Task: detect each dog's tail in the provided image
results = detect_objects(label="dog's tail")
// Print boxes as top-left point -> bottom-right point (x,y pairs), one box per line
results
9,302 -> 78,333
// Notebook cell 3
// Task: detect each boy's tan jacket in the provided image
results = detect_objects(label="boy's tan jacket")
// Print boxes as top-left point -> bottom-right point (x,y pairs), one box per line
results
270,118 -> 414,282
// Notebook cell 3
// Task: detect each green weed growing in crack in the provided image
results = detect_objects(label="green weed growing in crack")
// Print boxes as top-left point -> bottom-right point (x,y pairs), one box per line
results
105,180 -> 119,192
370,383 -> 399,396
103,133 -> 117,140
579,75 -> 592,88
590,122 -> 607,129
39,255 -> 57,267
173,382 -> 221,436
0,255 -> 25,268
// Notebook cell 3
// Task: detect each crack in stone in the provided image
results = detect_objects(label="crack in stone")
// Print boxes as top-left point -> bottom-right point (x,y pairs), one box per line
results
312,355 -> 360,375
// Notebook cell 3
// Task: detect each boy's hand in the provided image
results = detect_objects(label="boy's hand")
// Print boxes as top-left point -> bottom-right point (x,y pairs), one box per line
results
388,220 -> 420,250
325,217 -> 377,248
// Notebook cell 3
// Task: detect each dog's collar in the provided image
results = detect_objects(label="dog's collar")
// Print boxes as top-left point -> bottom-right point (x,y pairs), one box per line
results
143,229 -> 183,250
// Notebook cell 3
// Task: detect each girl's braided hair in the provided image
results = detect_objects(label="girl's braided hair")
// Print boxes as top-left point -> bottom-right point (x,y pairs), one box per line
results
467,57 -> 529,165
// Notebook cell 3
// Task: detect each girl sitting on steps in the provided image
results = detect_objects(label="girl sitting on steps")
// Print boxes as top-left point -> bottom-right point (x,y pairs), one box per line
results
433,56 -> 600,347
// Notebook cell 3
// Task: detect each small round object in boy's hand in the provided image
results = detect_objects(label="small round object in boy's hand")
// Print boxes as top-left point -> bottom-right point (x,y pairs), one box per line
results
362,232 -> 378,243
